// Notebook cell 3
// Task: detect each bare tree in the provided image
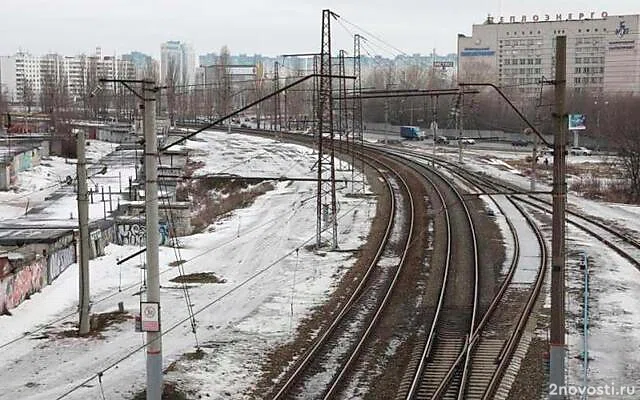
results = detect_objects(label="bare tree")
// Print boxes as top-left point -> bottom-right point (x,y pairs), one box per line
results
598,94 -> 640,201
214,46 -> 232,119
22,79 -> 35,113
40,56 -> 69,125
165,56 -> 180,126
0,89 -> 7,120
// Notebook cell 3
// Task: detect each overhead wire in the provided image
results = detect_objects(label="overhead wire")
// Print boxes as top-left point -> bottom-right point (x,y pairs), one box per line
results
53,192 -> 370,400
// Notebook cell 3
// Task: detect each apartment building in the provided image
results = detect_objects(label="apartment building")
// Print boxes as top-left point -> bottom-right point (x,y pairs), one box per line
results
457,12 -> 640,94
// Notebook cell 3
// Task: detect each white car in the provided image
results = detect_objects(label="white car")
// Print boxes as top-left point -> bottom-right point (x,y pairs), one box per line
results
460,137 -> 476,145
570,146 -> 593,156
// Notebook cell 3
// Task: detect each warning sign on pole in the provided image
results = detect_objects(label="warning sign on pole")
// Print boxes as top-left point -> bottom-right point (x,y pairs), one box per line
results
140,302 -> 160,332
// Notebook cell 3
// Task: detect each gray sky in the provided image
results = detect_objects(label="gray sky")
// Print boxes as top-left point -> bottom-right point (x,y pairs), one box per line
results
1,0 -> 636,58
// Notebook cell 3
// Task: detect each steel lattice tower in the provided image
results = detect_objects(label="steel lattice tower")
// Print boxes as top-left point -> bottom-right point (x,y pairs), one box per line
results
337,49 -> 349,171
312,55 -> 319,153
352,34 -> 366,193
316,9 -> 338,249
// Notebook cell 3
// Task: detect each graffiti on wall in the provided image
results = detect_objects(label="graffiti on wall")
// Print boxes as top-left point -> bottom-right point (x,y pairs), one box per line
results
47,245 -> 76,283
159,222 -> 169,245
0,258 -> 46,313
117,223 -> 145,246
116,222 -> 173,247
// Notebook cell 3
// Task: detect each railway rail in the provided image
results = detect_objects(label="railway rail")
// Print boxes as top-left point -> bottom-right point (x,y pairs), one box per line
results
269,151 -> 417,399
380,149 -> 547,400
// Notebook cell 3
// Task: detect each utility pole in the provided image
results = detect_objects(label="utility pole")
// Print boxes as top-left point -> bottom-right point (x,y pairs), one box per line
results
76,129 -> 90,336
458,90 -> 463,163
550,35 -> 567,400
431,95 -> 438,167
273,61 -> 281,135
531,133 -> 538,192
143,80 -> 163,400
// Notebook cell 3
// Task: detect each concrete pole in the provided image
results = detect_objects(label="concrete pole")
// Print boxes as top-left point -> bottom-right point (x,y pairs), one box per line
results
531,135 -> 538,192
144,80 -> 163,400
76,129 -> 90,336
458,91 -> 463,164
550,35 -> 567,400
582,252 -> 589,399
384,99 -> 389,145
432,95 -> 438,167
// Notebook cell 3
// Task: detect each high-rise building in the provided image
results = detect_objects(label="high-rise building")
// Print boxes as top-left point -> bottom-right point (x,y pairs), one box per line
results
458,13 -> 640,94
160,41 -> 195,85
0,48 -> 136,105
122,51 -> 157,79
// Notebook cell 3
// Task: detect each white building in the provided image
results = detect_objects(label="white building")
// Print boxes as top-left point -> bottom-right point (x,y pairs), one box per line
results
458,12 -> 640,94
0,48 -> 135,105
160,41 -> 195,86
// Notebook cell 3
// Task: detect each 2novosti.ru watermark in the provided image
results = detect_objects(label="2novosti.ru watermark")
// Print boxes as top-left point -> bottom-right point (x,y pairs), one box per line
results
549,383 -> 637,397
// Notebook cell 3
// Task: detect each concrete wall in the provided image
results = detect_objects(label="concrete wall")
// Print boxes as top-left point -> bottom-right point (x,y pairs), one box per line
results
0,255 -> 46,314
47,245 -> 75,283
115,209 -> 191,246
0,146 -> 41,190
97,128 -> 140,144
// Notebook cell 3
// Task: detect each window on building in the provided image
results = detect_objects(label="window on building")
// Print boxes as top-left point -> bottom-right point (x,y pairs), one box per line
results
520,58 -> 526,65
574,77 -> 581,84
535,58 -> 542,64
504,59 -> 511,65
575,57 -> 582,63
527,58 -> 534,65
535,68 -> 542,74
575,67 -> 581,73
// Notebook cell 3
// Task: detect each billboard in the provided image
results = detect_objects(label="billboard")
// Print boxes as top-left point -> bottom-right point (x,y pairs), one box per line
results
433,61 -> 454,68
568,114 -> 586,130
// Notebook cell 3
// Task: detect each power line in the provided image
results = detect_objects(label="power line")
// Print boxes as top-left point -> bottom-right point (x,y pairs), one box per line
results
53,194 -> 370,400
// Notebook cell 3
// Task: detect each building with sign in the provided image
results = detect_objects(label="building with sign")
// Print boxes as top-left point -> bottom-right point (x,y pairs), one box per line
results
457,13 -> 640,95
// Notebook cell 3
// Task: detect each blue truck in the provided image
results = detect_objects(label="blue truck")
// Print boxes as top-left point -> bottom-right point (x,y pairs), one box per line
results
400,125 -> 425,140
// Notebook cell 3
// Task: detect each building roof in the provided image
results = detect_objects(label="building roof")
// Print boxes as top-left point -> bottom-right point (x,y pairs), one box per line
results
0,228 -> 73,245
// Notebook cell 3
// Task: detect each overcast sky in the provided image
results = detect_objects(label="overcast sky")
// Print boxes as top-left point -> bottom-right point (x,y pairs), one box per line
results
0,0 -> 636,59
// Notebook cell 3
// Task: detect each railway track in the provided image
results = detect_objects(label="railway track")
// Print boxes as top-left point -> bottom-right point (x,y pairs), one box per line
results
188,127 -> 550,399
377,148 -> 548,400
269,151 -> 417,399
373,152 -> 480,400
413,150 -> 640,270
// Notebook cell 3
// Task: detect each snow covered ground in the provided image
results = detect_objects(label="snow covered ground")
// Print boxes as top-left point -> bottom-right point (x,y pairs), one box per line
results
402,142 -> 640,396
0,139 -> 128,223
0,131 -> 375,399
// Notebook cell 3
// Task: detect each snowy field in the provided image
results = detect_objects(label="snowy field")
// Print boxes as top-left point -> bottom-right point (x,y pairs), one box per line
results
403,143 -> 640,396
0,131 -> 375,399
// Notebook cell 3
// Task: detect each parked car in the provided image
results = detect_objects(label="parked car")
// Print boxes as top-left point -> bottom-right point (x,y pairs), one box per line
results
541,147 -> 554,156
460,137 -> 476,145
436,135 -> 449,144
570,146 -> 593,156
512,138 -> 529,147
